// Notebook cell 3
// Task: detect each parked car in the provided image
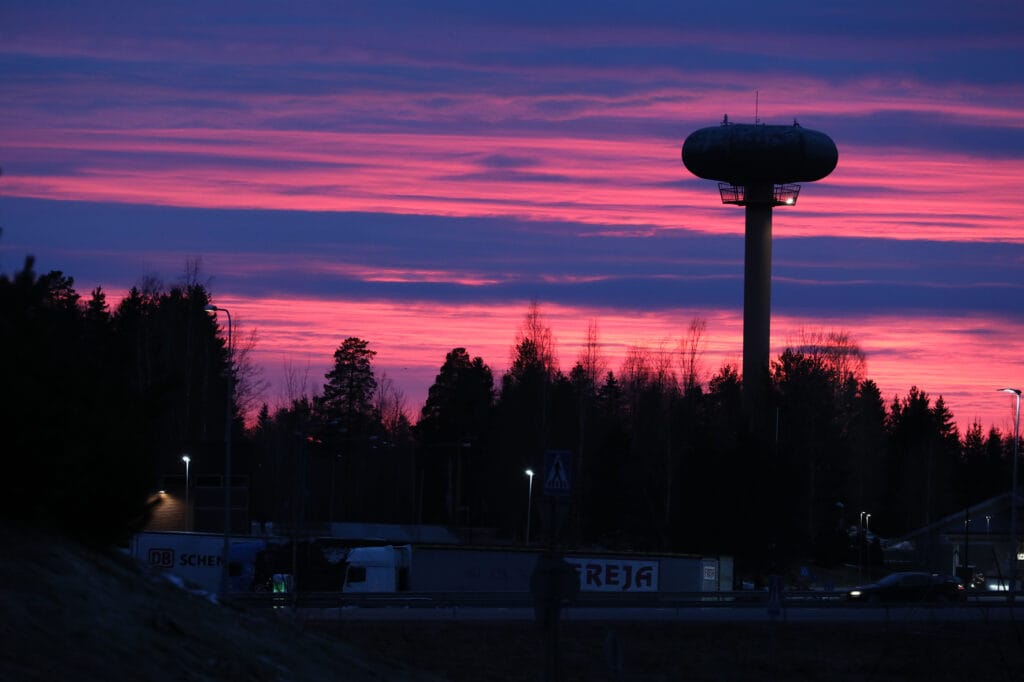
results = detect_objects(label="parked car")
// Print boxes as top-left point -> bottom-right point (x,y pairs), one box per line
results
847,572 -> 966,603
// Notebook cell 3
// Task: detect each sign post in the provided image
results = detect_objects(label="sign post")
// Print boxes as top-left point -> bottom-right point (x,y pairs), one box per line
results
532,450 -> 574,681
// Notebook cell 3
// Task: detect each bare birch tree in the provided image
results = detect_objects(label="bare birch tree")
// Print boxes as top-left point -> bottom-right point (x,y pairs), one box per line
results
374,370 -> 408,434
576,318 -> 607,389
512,299 -> 558,378
790,327 -> 866,387
231,323 -> 269,421
679,317 -> 708,395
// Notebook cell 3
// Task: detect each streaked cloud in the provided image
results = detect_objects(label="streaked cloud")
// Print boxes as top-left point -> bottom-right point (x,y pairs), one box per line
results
1,0 -> 1022,431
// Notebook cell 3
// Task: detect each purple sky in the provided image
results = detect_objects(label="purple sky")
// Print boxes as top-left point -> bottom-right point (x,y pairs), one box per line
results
2,1 -> 1023,432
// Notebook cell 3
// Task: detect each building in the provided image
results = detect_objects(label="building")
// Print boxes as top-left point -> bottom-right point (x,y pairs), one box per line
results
886,490 -> 1023,588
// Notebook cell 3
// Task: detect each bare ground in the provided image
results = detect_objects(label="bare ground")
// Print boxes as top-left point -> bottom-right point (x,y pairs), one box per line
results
311,617 -> 1024,682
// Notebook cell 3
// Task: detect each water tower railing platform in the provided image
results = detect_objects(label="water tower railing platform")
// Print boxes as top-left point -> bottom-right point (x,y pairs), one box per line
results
718,182 -> 801,207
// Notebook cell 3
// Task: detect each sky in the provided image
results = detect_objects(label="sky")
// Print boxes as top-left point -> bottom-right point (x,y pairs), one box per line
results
2,1 -> 1023,434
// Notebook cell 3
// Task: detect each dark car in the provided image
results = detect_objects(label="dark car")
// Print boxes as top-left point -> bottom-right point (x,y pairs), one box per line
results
847,571 -> 966,603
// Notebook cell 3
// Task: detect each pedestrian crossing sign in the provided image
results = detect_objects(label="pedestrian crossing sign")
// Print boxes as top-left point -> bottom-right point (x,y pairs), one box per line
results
543,450 -> 572,497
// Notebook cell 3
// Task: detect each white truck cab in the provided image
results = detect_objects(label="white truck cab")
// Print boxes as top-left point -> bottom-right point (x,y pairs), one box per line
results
342,545 -> 410,593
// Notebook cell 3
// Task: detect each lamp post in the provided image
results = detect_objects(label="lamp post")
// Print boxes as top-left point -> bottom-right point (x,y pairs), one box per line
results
182,455 -> 191,531
859,511 -> 867,577
865,513 -> 873,578
525,469 -> 534,546
205,303 -> 233,595
1000,387 -> 1021,602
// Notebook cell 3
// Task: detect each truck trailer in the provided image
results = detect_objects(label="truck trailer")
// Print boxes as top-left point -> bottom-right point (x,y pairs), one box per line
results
341,544 -> 732,594
130,531 -> 267,593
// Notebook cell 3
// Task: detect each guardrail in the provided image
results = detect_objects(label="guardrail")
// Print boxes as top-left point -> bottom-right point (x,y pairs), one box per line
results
224,589 -> 910,611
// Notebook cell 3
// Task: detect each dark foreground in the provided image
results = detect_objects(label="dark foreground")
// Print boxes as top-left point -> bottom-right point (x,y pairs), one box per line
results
3,521 -> 1021,681
310,617 -> 1024,682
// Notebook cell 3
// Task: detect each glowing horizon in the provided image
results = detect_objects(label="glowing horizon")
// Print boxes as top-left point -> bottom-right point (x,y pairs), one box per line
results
109,292 -> 1018,436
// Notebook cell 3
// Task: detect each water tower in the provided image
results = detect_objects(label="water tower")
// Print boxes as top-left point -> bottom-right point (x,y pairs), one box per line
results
682,117 -> 837,407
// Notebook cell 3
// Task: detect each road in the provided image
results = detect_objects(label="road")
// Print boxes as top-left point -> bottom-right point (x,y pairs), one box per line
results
286,602 -> 1024,623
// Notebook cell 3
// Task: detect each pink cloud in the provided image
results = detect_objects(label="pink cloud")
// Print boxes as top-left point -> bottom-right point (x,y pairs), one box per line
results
5,125 -> 1023,243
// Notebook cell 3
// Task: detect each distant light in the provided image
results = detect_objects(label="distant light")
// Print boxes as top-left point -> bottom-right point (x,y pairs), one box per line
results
849,590 -> 862,597
158,490 -> 166,495
785,197 -> 795,205
525,469 -> 534,478
182,455 -> 191,464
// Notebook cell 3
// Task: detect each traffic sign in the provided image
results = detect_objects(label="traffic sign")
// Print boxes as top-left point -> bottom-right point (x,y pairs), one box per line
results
543,450 -> 571,497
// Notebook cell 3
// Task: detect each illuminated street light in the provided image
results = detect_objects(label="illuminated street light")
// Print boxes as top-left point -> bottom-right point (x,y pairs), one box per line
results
182,455 -> 191,531
205,303 -> 233,595
1000,387 -> 1021,602
525,469 -> 534,546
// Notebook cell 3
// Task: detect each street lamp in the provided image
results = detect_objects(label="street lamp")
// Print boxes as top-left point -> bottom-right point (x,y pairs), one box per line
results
1000,387 -> 1021,601
182,455 -> 191,531
525,469 -> 534,546
205,303 -> 233,595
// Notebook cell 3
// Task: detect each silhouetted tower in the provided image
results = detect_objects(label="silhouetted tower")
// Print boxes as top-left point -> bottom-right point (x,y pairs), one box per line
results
682,117 -> 837,410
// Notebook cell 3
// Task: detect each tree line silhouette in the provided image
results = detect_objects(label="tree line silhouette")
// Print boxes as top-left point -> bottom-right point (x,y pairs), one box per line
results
2,259 -> 1019,573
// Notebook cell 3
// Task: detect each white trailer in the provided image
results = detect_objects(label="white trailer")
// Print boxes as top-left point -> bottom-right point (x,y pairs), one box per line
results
341,545 -> 733,594
130,531 -> 266,593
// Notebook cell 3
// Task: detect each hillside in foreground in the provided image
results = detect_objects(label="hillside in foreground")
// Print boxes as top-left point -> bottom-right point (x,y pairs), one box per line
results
0,523 -> 435,682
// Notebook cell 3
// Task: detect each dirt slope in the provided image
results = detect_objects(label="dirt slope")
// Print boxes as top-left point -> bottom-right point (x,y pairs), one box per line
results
0,523 -> 435,682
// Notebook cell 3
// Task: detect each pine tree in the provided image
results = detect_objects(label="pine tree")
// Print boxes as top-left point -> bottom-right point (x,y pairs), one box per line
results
320,337 -> 378,430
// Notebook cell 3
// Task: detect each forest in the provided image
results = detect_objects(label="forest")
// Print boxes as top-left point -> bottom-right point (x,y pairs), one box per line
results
1,257 -> 1018,573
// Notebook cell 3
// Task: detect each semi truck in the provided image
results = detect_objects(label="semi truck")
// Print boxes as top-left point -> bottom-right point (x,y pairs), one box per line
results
131,531 -> 734,596
341,544 -> 732,594
130,531 -> 268,593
